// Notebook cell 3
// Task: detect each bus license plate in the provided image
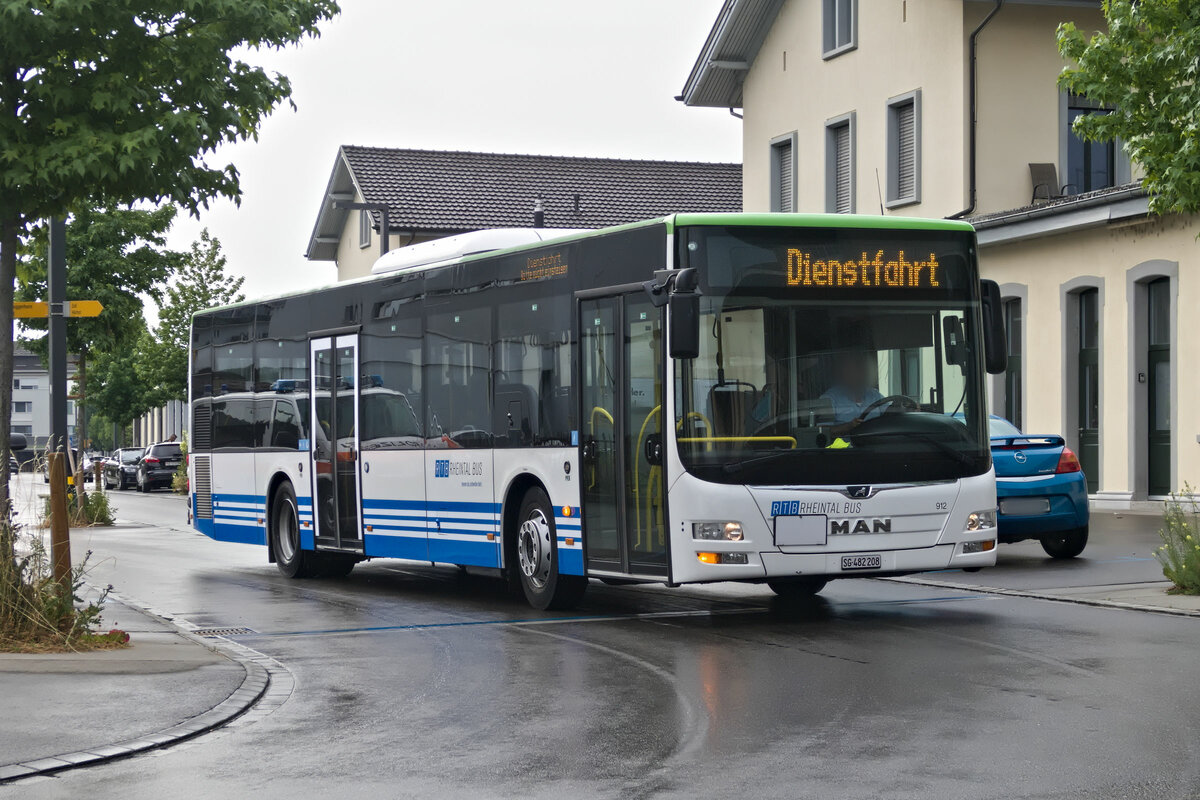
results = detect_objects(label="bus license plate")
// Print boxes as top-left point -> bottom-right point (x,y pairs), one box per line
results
841,554 -> 882,570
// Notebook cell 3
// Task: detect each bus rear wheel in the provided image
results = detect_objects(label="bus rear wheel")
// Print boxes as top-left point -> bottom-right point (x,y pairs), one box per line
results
272,482 -> 315,578
767,577 -> 828,598
516,488 -> 586,610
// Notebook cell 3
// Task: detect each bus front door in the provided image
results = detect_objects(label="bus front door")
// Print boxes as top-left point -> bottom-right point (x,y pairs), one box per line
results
578,291 -> 668,578
310,334 -> 364,552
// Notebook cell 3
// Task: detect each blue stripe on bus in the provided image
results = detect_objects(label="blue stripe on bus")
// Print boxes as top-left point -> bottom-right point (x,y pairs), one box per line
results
555,521 -> 582,531
212,493 -> 266,505
210,521 -> 267,546
559,548 -> 584,576
364,532 -> 428,561
362,498 -> 501,513
428,538 -> 500,569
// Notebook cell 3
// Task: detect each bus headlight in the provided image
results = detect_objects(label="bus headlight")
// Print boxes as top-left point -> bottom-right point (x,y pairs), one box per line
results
693,522 -> 744,541
966,509 -> 996,532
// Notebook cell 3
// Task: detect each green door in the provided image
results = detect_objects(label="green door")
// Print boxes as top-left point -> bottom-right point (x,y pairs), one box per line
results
1147,278 -> 1171,496
1077,290 -> 1099,494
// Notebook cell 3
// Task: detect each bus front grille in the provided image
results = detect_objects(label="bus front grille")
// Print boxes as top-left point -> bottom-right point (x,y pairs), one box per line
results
193,455 -> 213,519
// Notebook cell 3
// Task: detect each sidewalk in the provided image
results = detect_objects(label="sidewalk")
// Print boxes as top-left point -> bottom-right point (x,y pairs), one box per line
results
0,595 -> 247,778
893,511 -> 1200,618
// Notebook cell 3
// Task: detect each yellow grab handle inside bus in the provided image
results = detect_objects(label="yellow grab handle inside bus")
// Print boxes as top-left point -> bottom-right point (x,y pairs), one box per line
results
587,406 -> 613,489
677,436 -> 798,448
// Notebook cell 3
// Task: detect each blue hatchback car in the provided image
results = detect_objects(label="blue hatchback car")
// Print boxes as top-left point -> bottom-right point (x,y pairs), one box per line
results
988,416 -> 1090,558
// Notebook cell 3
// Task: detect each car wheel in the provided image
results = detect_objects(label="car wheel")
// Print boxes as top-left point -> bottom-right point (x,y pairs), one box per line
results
272,482 -> 315,578
514,487 -> 586,610
767,577 -> 829,598
1041,526 -> 1088,559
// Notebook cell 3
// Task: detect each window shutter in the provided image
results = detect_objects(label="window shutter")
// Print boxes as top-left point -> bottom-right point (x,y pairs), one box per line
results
897,101 -> 915,199
834,125 -> 851,213
777,142 -> 793,212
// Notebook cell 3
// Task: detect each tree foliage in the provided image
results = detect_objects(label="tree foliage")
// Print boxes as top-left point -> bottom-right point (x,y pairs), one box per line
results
17,204 -> 181,358
86,329 -> 155,435
1059,1 -> 1200,215
0,0 -> 339,513
149,228 -> 245,402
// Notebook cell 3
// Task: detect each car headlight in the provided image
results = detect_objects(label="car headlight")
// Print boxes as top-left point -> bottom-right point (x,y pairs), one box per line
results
692,521 -> 744,541
966,509 -> 997,532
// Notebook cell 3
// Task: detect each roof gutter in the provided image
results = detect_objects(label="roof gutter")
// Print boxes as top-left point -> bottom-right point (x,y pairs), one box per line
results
949,0 -> 1004,220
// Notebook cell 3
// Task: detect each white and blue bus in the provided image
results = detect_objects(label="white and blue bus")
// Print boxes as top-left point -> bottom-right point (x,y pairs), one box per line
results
188,214 -> 1008,609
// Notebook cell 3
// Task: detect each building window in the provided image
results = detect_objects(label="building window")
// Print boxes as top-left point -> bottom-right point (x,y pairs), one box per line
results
886,90 -> 921,207
825,113 -> 855,213
822,0 -> 857,58
13,401 -> 31,414
1066,94 -> 1115,193
13,379 -> 36,390
769,133 -> 797,212
1002,298 -> 1022,430
358,209 -> 372,249
12,425 -> 32,436
1077,288 -> 1100,493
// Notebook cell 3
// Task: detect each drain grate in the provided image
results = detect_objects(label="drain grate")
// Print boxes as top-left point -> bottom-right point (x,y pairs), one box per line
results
193,627 -> 255,637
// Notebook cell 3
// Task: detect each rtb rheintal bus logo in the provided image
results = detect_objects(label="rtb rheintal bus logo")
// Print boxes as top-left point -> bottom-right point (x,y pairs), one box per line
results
434,459 -> 450,478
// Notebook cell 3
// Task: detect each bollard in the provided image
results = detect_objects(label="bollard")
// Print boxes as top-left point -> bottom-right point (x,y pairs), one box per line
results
48,452 -> 72,594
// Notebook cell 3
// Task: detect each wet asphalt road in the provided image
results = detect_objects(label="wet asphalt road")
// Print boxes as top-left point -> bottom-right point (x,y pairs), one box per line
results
11,478 -> 1200,799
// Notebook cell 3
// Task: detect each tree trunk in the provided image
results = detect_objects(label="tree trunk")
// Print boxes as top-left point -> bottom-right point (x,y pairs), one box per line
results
0,213 -> 17,561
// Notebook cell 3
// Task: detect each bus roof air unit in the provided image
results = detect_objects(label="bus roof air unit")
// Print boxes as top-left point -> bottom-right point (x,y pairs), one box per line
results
370,228 -> 590,275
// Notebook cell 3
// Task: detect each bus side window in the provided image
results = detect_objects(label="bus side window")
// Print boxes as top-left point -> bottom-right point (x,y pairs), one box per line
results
271,401 -> 301,450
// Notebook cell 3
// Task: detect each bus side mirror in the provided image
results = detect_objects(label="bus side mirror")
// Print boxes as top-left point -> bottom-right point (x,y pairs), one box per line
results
669,268 -> 700,360
980,279 -> 1007,375
9,432 -> 26,451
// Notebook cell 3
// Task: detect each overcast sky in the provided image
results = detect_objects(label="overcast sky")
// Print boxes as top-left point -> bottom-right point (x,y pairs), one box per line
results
164,0 -> 742,301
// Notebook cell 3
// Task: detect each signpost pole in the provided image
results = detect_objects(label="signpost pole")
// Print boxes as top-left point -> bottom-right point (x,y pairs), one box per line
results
47,217 -> 72,580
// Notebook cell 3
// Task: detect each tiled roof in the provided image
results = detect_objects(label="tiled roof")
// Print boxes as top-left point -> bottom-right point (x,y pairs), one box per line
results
343,145 -> 742,230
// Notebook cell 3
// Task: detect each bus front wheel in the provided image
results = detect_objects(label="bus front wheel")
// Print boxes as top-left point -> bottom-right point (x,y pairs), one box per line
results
516,488 -> 586,610
767,577 -> 828,598
272,482 -> 314,578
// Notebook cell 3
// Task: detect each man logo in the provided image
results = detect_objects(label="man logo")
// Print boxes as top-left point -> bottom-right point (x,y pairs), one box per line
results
847,485 -> 872,499
434,459 -> 450,478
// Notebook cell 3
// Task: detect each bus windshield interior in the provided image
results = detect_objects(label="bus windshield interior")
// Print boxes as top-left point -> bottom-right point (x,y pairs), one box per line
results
674,225 -> 991,486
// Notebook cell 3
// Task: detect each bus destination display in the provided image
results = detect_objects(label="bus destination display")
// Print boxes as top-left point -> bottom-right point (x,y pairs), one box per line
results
786,249 -> 942,289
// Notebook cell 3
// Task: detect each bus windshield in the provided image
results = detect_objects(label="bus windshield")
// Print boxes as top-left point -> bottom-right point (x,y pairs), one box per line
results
674,225 -> 991,486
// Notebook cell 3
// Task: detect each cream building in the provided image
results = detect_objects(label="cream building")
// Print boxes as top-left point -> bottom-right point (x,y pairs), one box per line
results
681,0 -> 1195,507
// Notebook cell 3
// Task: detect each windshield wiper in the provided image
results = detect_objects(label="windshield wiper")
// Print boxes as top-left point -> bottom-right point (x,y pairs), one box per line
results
850,430 -> 977,467
721,448 -> 803,475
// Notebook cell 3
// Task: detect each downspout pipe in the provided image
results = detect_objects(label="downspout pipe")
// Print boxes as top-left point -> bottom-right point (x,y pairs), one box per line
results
949,0 -> 1004,220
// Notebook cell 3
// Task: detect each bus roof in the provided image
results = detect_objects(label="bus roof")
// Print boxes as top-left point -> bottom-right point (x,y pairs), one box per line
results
195,213 -> 975,316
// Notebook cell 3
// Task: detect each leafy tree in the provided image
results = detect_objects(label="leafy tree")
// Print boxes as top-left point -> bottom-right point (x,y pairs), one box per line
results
1059,2 -> 1200,215
17,204 -> 182,449
0,0 -> 339,517
87,330 -> 156,441
149,228 -> 245,403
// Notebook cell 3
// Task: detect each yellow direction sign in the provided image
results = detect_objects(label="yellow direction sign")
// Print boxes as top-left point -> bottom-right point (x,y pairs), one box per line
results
13,300 -> 103,318
13,302 -> 48,318
65,300 -> 103,318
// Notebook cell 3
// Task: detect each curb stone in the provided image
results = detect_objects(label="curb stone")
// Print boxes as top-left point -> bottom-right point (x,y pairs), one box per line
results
0,591 -> 294,785
884,575 -> 1200,618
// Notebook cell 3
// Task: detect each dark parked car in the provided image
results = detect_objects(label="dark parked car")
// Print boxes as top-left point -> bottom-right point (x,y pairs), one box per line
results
104,447 -> 144,490
136,442 -> 183,492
